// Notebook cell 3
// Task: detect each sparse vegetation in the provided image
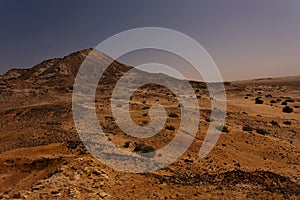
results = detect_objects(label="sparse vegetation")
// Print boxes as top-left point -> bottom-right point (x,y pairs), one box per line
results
168,113 -> 178,118
283,121 -> 292,125
140,145 -> 155,154
270,120 -> 279,126
243,125 -> 253,132
281,101 -> 288,105
16,110 -> 23,116
281,99 -> 294,106
79,148 -> 87,155
206,118 -> 215,122
123,141 -> 130,148
255,97 -> 264,104
165,125 -> 175,131
133,143 -> 156,156
282,106 -> 293,113
2,47 -> 300,199
256,129 -> 268,135
216,126 -> 230,133
285,99 -> 295,103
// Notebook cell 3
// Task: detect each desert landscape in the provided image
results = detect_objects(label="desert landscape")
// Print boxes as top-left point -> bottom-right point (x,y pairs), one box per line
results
0,49 -> 299,199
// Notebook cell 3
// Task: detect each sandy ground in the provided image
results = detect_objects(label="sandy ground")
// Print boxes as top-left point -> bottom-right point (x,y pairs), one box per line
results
0,49 -> 299,199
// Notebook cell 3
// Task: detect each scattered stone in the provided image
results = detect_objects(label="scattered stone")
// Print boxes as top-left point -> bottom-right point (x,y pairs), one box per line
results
99,192 -> 110,198
69,188 -> 81,198
12,192 -> 21,199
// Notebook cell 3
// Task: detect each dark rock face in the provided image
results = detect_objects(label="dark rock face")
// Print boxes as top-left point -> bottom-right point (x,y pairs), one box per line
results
150,170 -> 300,197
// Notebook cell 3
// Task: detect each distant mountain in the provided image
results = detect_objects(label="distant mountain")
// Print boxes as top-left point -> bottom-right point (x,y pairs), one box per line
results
0,48 -> 132,89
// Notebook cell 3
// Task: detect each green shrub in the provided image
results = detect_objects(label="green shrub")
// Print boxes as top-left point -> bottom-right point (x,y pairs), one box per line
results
123,141 -> 130,148
270,120 -> 279,126
283,121 -> 292,125
205,118 -> 215,122
256,129 -> 268,135
140,145 -> 155,153
255,97 -> 264,104
165,125 -> 175,131
270,100 -> 277,104
285,99 -> 294,103
168,113 -> 179,118
79,149 -> 87,155
282,106 -> 293,113
16,111 -> 22,116
281,99 -> 294,106
133,143 -> 156,157
133,143 -> 145,152
216,126 -> 230,133
243,125 -> 253,132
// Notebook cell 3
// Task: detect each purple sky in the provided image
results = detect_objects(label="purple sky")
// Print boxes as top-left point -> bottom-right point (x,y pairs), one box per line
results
0,0 -> 299,80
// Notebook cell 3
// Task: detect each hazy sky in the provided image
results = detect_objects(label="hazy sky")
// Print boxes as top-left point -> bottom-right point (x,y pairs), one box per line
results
0,0 -> 299,80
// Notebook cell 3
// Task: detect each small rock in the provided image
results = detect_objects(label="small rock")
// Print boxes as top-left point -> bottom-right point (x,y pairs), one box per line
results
12,192 -> 21,199
99,192 -> 110,198
101,173 -> 109,180
74,173 -> 81,181
93,169 -> 102,176
69,188 -> 81,198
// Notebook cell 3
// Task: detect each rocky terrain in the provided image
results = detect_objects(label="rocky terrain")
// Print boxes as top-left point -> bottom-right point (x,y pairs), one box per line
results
0,49 -> 299,199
